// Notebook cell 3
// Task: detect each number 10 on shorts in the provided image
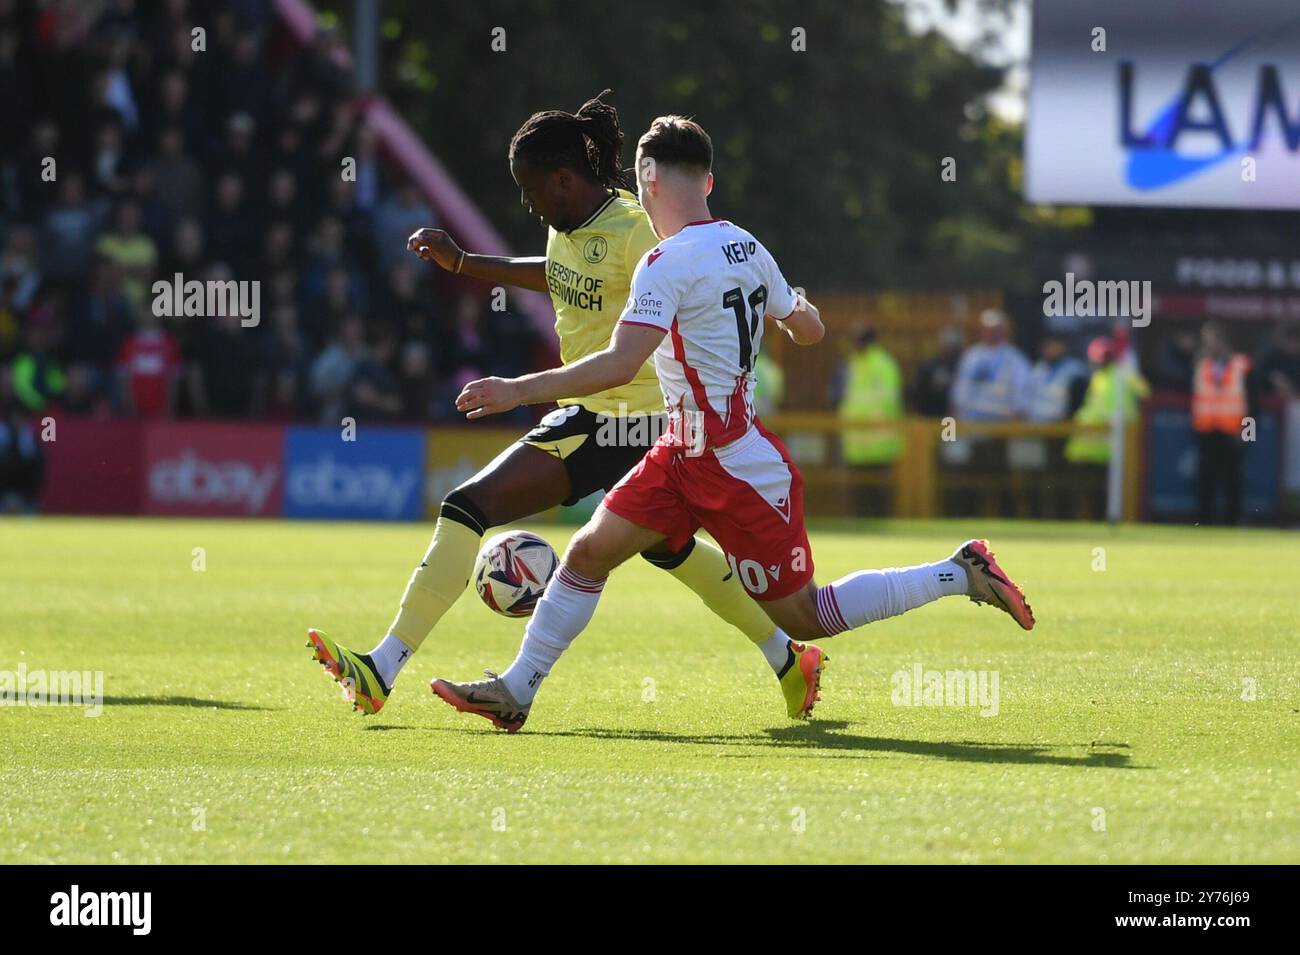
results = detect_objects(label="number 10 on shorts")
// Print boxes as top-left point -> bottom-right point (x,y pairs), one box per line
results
726,546 -> 809,597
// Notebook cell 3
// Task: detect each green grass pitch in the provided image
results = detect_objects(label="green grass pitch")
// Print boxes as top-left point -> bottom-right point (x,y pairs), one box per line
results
1,516 -> 1296,864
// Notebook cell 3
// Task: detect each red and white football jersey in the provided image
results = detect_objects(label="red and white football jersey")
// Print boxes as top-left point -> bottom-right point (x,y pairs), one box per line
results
617,219 -> 798,451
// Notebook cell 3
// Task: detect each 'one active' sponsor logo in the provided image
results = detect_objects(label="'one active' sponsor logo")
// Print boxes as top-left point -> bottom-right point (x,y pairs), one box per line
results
626,292 -> 665,321
50,885 -> 151,935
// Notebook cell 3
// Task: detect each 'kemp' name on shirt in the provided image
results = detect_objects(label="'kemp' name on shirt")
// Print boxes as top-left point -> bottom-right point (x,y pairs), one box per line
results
547,260 -> 605,311
722,240 -> 758,264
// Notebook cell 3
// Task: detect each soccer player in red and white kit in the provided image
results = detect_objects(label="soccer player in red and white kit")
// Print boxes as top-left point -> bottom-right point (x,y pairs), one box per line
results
432,115 -> 1035,732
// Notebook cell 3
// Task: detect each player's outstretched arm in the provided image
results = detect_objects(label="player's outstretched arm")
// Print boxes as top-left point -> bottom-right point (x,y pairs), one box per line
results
407,227 -> 549,293
455,323 -> 664,420
775,295 -> 824,345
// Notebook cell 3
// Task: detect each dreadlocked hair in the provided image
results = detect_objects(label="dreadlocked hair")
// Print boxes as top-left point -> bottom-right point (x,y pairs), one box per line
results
508,89 -> 627,188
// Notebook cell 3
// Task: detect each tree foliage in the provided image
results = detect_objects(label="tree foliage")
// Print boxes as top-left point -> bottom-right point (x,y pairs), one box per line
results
322,0 -> 1060,291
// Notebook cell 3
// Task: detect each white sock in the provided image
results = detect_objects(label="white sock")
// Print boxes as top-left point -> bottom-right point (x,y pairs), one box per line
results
758,629 -> 792,672
500,565 -> 606,704
367,633 -> 415,688
815,559 -> 966,636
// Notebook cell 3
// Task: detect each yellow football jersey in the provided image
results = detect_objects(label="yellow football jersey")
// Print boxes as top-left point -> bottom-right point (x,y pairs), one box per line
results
544,188 -> 662,416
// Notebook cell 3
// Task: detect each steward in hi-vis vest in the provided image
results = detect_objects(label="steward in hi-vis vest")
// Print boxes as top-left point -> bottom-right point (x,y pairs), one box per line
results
1192,353 -> 1249,435
1191,322 -> 1250,525
1065,337 -> 1149,465
838,329 -> 903,465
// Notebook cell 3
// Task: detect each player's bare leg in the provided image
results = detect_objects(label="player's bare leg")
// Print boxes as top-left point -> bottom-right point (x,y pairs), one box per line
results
754,539 -> 1035,643
430,506 -> 663,730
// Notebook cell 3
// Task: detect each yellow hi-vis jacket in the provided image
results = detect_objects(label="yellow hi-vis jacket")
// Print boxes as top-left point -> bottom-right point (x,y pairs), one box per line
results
1064,364 -> 1149,464
839,346 -> 904,465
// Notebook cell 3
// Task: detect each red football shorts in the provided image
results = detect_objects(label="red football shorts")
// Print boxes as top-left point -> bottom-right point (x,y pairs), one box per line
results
602,422 -> 814,601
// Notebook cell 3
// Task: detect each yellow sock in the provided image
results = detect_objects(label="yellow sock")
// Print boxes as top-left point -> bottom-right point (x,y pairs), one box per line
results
387,517 -> 482,650
662,538 -> 777,645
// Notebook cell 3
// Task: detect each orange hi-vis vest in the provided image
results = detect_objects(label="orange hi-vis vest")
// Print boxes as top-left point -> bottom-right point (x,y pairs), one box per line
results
1192,355 -> 1249,434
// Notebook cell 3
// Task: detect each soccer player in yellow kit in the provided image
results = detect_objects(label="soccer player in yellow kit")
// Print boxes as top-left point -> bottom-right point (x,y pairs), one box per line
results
306,93 -> 825,720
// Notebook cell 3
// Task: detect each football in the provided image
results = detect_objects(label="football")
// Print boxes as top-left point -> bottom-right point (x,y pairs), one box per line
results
473,530 -> 559,617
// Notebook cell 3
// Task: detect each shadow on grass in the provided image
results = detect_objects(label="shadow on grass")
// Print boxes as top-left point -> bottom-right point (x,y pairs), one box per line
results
432,720 -> 1136,769
99,695 -> 274,711
363,724 -> 419,731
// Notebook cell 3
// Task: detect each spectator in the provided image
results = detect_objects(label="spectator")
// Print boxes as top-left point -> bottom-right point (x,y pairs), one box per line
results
256,303 -> 310,420
0,364 -> 44,513
347,325 -> 404,421
16,119 -> 65,221
325,176 -> 372,262
212,111 -> 264,186
397,339 -> 438,420
950,309 -> 1029,421
116,307 -> 181,418
1191,322 -> 1250,525
1152,327 -> 1198,392
152,126 -> 205,223
380,261 -> 430,332
0,226 -> 42,313
159,216 -> 207,278
0,27 -> 28,193
40,171 -> 102,282
837,326 -> 903,466
261,221 -> 297,276
1010,333 -> 1091,488
302,217 -> 363,313
1063,336 -> 1150,520
267,168 -> 306,233
142,70 -> 208,158
128,163 -> 172,249
351,125 -> 383,211
88,119 -> 130,197
1251,323 -> 1300,401
59,361 -> 113,417
316,264 -> 367,328
310,313 -> 366,423
221,32 -> 272,126
1022,333 -> 1089,423
1065,336 -> 1150,466
188,310 -> 257,418
317,100 -> 357,167
11,314 -> 66,413
441,293 -> 490,385
95,199 -> 158,312
372,181 -> 436,273
753,350 -> 784,419
0,276 -> 21,360
912,325 -> 963,417
206,172 -> 257,275
65,257 -> 130,380
269,104 -> 317,187
92,34 -> 140,131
